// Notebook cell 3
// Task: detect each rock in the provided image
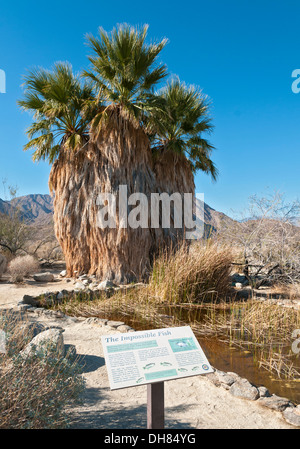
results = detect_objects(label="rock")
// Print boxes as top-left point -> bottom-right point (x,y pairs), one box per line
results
85,317 -> 106,326
215,369 -> 238,386
97,280 -> 117,290
57,290 -> 69,300
59,270 -> 67,277
257,394 -> 292,411
78,274 -> 88,280
258,386 -> 271,398
88,282 -> 99,290
15,304 -> 33,312
17,321 -> 47,340
74,281 -> 85,290
0,253 -> 7,277
205,372 -> 221,387
229,378 -> 259,401
106,320 -> 125,328
117,324 -> 134,333
231,273 -> 247,284
33,272 -> 55,283
283,405 -> 300,427
21,295 -> 39,306
20,328 -> 64,358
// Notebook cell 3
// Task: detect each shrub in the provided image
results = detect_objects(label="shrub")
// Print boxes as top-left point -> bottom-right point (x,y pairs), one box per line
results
148,241 -> 233,303
8,255 -> 39,283
0,311 -> 85,428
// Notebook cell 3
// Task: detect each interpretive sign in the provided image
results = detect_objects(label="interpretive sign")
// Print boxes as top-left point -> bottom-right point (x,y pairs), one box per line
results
101,326 -> 213,390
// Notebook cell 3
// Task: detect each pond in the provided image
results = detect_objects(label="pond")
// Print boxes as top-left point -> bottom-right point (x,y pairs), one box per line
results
96,303 -> 300,404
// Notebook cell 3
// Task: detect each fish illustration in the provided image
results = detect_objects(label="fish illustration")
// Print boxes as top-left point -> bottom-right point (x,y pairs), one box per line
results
178,368 -> 188,372
176,341 -> 189,347
160,362 -> 172,367
136,377 -> 144,384
191,366 -> 200,371
143,363 -> 155,370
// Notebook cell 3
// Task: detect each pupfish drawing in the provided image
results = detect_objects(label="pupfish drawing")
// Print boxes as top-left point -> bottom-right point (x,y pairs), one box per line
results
143,363 -> 155,370
191,366 -> 200,371
176,341 -> 189,348
160,362 -> 172,367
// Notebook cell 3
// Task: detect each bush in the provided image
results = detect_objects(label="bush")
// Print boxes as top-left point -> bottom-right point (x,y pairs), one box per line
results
8,255 -> 40,283
0,311 -> 85,428
148,241 -> 233,303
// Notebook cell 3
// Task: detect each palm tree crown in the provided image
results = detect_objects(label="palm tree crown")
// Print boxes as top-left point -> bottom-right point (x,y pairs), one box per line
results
83,23 -> 168,133
150,78 -> 218,180
18,62 -> 95,163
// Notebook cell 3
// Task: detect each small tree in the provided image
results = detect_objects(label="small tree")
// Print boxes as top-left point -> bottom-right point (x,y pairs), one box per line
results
218,192 -> 300,288
0,182 -> 33,256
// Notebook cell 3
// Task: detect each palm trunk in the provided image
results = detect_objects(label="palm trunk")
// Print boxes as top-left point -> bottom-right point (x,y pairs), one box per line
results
49,115 -> 195,282
153,148 -> 195,245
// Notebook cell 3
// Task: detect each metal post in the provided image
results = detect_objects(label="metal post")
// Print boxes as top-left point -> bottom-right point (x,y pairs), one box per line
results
147,382 -> 164,429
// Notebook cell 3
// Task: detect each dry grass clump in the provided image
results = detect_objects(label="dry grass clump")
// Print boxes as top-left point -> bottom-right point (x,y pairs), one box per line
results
148,241 -> 233,303
0,311 -> 84,428
8,255 -> 40,283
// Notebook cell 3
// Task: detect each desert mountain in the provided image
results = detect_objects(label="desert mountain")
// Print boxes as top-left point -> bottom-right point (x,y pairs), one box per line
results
0,194 -> 54,225
0,193 -> 233,234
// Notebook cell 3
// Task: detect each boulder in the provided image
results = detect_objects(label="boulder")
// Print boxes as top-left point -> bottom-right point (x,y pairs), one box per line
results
283,405 -> 300,427
258,386 -> 271,398
215,369 -> 238,387
17,321 -> 47,342
74,281 -> 85,290
96,280 -> 117,290
21,294 -> 39,306
257,394 -> 292,411
33,272 -> 55,283
229,378 -> 259,401
59,270 -> 67,277
20,328 -> 64,358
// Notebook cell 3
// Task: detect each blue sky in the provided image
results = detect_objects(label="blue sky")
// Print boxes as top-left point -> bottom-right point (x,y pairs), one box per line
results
0,0 -> 299,216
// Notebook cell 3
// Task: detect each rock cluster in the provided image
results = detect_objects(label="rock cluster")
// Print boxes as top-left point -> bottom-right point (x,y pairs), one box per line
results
205,368 -> 300,427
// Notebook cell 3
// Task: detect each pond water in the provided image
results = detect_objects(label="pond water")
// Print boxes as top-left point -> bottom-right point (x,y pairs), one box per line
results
97,304 -> 300,404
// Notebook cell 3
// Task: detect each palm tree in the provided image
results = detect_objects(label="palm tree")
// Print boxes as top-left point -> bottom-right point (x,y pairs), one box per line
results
18,25 -> 217,283
19,25 -> 169,281
148,79 -> 217,243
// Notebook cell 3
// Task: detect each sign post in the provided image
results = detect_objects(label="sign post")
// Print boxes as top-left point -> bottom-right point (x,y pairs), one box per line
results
147,382 -> 164,429
101,326 -> 213,428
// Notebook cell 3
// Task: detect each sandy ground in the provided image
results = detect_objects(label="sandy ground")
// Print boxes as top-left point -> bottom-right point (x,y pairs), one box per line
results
0,276 -> 295,429
0,272 -> 75,309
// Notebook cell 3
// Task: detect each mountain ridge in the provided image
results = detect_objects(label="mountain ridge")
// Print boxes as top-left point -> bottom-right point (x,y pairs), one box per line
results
0,193 -> 233,232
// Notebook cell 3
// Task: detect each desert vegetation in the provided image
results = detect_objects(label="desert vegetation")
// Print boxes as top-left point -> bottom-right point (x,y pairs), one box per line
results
0,311 -> 84,428
217,192 -> 300,289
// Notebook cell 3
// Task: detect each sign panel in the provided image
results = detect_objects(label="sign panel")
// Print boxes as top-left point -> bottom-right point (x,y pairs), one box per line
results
101,326 -> 213,390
